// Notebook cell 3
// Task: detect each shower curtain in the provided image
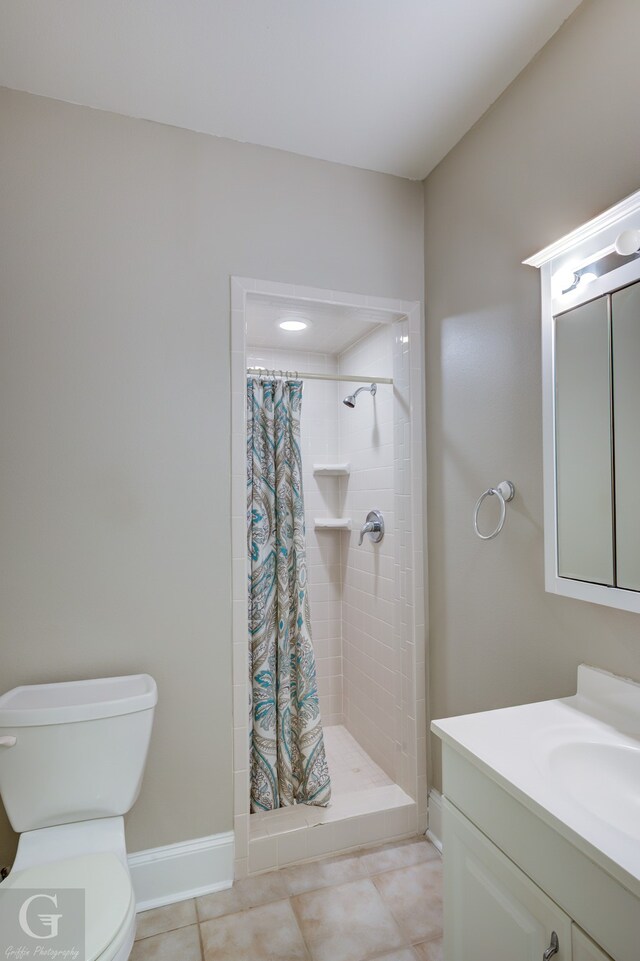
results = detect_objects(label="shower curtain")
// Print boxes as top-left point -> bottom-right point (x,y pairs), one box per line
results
247,377 -> 331,812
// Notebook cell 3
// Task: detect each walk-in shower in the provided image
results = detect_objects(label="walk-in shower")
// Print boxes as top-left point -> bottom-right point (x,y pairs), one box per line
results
342,382 -> 377,408
230,277 -> 426,878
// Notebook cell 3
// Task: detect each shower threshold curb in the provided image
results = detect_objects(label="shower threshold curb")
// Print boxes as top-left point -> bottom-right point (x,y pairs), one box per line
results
246,784 -> 417,876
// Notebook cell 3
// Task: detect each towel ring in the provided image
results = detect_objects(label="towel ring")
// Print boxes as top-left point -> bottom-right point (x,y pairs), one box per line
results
473,480 -> 515,540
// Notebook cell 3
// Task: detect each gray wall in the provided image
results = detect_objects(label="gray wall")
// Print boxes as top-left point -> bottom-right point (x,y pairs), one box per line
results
425,0 -> 640,789
0,86 -> 423,864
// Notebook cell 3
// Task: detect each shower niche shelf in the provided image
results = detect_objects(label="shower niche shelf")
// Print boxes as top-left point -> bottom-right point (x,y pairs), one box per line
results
314,518 -> 352,530
313,463 -> 351,476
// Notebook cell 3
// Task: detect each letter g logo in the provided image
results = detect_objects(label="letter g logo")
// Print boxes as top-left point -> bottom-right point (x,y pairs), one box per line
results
18,893 -> 63,939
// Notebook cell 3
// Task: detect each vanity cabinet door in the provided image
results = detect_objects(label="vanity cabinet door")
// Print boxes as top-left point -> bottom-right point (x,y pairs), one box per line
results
443,800 -> 572,961
572,926 -> 613,961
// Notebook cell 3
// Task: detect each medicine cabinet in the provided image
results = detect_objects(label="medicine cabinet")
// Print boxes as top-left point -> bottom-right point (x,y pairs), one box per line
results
526,189 -> 640,613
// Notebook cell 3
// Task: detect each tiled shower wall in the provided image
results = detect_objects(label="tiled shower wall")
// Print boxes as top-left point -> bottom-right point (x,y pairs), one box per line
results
337,326 -> 398,781
246,346 -> 344,725
246,319 -> 422,807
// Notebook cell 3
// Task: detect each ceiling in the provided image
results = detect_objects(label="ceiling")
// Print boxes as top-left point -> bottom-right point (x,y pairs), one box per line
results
0,0 -> 582,180
246,294 -> 401,354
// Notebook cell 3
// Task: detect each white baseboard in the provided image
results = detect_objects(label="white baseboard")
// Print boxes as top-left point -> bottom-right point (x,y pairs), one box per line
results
426,789 -> 442,852
128,830 -> 234,912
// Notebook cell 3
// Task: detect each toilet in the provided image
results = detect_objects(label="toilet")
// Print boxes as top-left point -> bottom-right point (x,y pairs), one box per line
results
0,674 -> 157,961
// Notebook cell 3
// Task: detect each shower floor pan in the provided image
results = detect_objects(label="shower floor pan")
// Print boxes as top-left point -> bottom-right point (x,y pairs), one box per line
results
248,725 -> 416,874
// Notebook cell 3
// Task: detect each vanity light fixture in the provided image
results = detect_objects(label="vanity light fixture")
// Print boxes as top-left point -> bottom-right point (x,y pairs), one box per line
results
553,267 -> 598,297
278,318 -> 309,331
552,230 -> 640,300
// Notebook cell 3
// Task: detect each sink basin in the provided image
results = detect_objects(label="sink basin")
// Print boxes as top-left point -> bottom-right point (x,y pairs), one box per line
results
546,741 -> 640,840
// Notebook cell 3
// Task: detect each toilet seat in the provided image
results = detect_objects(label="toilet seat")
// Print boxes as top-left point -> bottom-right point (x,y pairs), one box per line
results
4,852 -> 135,961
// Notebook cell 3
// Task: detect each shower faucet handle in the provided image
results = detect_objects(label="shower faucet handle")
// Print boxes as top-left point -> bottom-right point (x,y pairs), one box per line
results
358,510 -> 385,546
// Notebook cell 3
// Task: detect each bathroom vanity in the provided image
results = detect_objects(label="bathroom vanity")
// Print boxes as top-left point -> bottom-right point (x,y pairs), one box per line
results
432,666 -> 640,961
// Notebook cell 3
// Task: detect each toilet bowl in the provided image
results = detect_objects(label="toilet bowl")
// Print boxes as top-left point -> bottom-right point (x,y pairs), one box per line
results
0,674 -> 157,960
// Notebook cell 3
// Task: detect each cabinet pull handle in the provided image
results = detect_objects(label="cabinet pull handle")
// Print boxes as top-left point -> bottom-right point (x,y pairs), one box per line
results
543,931 -> 559,960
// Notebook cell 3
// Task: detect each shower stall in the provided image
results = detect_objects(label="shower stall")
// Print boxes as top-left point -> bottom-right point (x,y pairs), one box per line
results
230,277 -> 426,878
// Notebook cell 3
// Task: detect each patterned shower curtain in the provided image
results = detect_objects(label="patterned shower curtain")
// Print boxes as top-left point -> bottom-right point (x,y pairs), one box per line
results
247,377 -> 331,812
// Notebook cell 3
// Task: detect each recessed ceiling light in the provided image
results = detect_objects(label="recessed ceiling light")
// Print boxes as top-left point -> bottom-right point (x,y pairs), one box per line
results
279,319 -> 308,331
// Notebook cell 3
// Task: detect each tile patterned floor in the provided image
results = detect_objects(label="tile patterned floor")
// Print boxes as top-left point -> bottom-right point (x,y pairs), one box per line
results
323,725 -> 394,794
131,836 -> 442,961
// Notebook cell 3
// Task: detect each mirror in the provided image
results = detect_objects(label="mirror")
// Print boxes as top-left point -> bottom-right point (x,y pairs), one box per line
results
612,284 -> 640,591
553,281 -> 640,598
555,296 -> 613,585
526,186 -> 640,612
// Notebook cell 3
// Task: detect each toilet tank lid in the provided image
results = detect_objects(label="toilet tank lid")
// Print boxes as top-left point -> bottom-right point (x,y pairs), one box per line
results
0,674 -> 158,727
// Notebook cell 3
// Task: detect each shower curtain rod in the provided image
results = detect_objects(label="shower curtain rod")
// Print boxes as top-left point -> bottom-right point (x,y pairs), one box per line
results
246,367 -> 393,385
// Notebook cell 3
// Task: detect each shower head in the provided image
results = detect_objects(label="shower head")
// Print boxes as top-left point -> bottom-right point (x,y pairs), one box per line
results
342,383 -> 377,408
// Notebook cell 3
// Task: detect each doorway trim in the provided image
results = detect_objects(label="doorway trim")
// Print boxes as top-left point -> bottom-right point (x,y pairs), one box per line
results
229,276 -> 426,877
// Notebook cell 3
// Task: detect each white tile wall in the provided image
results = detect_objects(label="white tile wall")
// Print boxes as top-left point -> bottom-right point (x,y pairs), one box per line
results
337,326 -> 399,781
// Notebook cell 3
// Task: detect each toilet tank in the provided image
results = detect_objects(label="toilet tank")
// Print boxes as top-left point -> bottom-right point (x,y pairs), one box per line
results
0,674 -> 157,833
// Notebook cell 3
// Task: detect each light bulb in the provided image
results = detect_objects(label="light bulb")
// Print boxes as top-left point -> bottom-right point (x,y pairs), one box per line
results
614,229 -> 640,256
552,266 -> 578,296
279,319 -> 308,331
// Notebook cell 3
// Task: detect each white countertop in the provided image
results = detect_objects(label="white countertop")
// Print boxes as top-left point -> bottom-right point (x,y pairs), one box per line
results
432,664 -> 640,899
